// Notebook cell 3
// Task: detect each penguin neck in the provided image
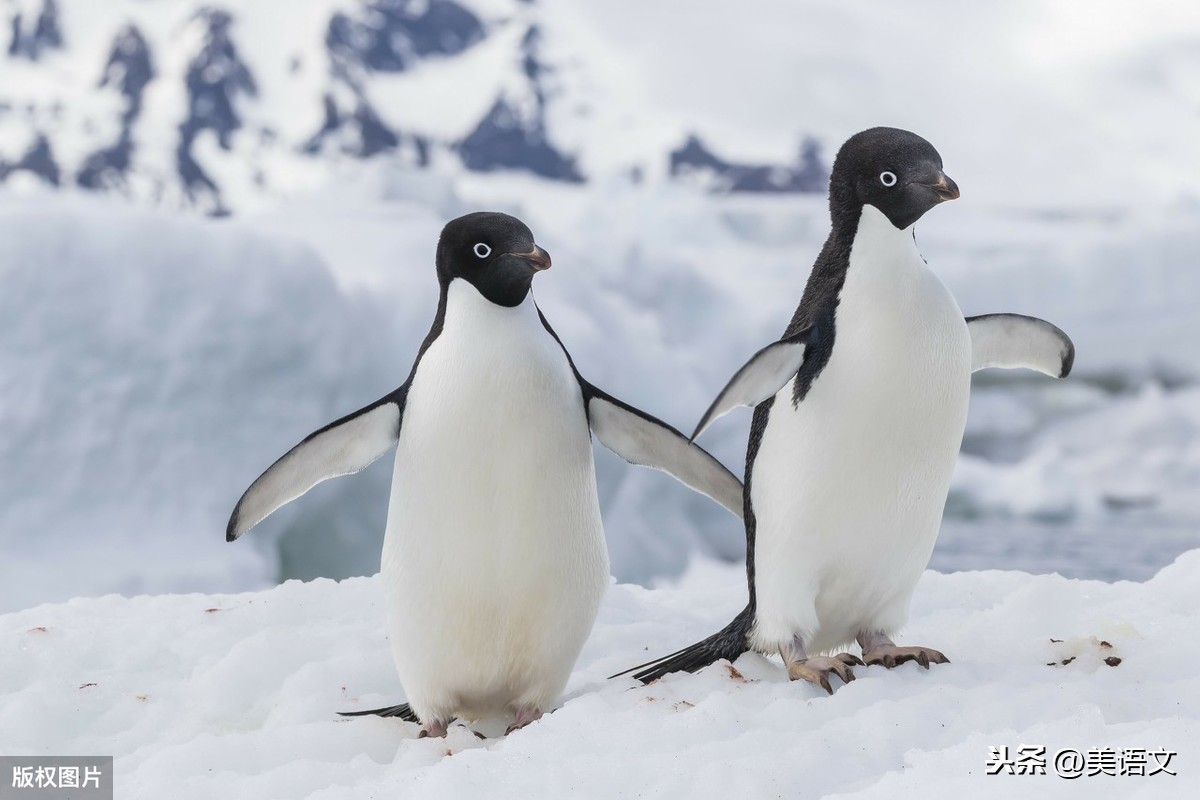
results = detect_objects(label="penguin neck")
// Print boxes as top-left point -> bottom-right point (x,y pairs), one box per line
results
807,201 -> 921,288
787,204 -> 921,338
444,278 -> 541,328
848,204 -> 921,272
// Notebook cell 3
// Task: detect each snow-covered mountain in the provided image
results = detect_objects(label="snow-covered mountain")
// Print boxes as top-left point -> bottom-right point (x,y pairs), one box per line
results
3,0 -> 1200,215
0,0 -> 837,215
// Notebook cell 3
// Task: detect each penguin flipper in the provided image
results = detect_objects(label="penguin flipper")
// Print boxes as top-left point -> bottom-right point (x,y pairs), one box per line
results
585,387 -> 744,520
966,314 -> 1074,378
226,388 -> 407,541
691,328 -> 813,440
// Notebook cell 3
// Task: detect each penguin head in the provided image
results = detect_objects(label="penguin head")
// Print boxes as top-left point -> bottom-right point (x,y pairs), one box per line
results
435,212 -> 552,307
829,127 -> 960,230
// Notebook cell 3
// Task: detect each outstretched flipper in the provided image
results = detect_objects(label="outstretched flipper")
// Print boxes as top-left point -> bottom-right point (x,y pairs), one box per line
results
226,387 -> 407,541
338,703 -> 420,723
966,314 -> 1074,378
536,308 -> 745,519
691,327 -> 814,440
586,386 -> 744,519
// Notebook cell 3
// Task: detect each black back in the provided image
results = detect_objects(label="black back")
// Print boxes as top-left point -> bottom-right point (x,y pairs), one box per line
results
616,128 -> 962,683
743,127 -> 957,604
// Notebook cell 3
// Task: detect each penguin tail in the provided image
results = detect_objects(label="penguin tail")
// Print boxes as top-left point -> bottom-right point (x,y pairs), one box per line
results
610,604 -> 754,684
338,703 -> 420,723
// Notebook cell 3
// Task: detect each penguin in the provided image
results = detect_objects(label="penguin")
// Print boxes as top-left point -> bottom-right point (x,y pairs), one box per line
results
227,211 -> 744,735
617,128 -> 1074,693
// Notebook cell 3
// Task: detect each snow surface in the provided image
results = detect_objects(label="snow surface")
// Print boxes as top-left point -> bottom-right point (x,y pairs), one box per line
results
2,553 -> 1197,798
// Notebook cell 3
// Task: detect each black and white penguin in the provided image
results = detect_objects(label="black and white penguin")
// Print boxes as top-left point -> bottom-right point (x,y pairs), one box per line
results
619,128 -> 1074,692
227,212 -> 743,735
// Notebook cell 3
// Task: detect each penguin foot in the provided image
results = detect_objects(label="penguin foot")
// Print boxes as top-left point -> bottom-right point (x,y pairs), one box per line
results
780,636 -> 861,694
857,632 -> 948,670
862,645 -> 948,669
418,719 -> 450,739
859,633 -> 950,671
785,654 -> 860,694
504,706 -> 544,736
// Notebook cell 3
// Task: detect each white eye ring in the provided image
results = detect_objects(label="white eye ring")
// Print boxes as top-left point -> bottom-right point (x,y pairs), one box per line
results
473,242 -> 492,258
879,171 -> 897,187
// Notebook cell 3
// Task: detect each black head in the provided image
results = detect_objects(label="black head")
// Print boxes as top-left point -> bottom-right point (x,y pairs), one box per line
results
435,212 -> 552,307
828,127 -> 960,231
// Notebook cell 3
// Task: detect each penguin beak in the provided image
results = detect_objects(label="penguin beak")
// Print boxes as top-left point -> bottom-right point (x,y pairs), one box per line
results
923,171 -> 960,202
512,245 -> 552,271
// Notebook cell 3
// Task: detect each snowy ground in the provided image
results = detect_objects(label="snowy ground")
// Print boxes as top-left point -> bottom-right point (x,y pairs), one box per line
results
2,551 -> 1197,798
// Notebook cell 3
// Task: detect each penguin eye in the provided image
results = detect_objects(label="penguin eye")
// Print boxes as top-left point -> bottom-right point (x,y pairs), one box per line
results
879,171 -> 898,187
473,242 -> 492,259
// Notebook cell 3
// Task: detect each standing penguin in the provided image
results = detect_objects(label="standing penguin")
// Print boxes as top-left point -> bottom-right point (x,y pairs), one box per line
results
619,128 -> 1074,692
227,212 -> 743,735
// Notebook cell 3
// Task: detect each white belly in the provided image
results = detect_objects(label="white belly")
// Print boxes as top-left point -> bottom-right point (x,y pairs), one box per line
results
751,206 -> 972,654
381,282 -> 608,721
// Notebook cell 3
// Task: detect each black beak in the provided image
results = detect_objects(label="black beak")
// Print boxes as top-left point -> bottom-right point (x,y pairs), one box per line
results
512,245 -> 551,271
924,172 -> 960,202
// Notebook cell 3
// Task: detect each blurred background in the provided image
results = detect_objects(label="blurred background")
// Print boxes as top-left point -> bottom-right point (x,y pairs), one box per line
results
1,0 -> 1198,612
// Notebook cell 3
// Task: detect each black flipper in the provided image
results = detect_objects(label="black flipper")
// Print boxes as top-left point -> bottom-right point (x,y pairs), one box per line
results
585,387 -> 744,519
611,604 -> 755,683
338,703 -> 420,722
533,306 -> 745,519
690,327 -> 813,441
226,387 -> 407,542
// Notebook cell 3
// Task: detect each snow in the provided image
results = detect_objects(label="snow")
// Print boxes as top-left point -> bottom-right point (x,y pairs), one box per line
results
0,193 -> 399,611
955,382 -> 1200,522
2,552 -> 1197,798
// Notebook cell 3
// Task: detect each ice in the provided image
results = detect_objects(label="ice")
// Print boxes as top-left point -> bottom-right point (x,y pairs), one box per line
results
954,383 -> 1200,522
0,193 -> 400,611
1,552 -> 1196,797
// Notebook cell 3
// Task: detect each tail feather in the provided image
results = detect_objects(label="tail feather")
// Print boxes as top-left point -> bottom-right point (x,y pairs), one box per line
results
338,703 -> 419,723
611,605 -> 754,684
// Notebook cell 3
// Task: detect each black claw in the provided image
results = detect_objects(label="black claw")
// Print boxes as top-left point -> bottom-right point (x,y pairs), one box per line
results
819,676 -> 833,695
